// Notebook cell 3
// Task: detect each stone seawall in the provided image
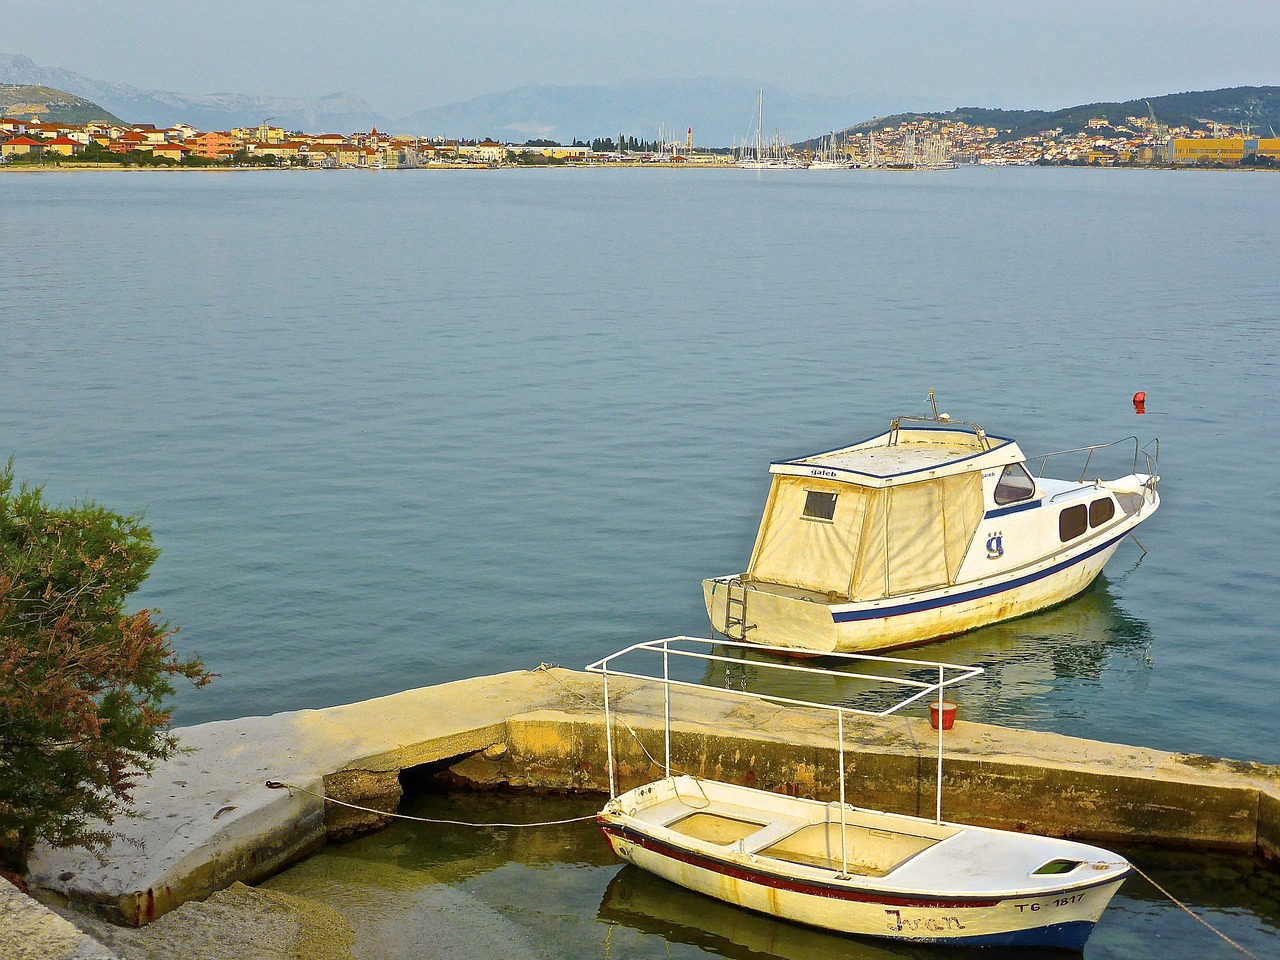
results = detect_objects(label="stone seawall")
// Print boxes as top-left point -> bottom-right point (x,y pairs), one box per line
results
24,667 -> 1280,927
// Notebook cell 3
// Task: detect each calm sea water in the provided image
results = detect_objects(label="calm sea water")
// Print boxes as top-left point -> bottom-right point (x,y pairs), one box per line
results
3,167 -> 1278,955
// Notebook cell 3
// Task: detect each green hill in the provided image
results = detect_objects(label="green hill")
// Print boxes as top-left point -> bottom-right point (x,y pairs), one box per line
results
804,86 -> 1280,146
0,83 -> 123,125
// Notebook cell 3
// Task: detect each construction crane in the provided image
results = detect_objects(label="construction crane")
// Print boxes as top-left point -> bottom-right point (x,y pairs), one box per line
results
1144,100 -> 1168,147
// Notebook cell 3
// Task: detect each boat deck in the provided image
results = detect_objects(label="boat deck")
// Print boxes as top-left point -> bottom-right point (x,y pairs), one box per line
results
617,777 -> 1127,895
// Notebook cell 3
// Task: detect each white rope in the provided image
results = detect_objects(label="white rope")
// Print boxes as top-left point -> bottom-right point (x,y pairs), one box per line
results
265,780 -> 598,829
1128,862 -> 1261,960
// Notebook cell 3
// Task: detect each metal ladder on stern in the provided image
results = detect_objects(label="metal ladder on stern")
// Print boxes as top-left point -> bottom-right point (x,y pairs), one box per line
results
723,577 -> 754,641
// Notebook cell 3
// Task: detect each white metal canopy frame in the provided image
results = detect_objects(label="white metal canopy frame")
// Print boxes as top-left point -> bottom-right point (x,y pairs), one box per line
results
584,636 -> 985,874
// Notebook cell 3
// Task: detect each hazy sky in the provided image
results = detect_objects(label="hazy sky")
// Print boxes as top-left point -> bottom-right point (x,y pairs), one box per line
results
6,1 -> 1278,115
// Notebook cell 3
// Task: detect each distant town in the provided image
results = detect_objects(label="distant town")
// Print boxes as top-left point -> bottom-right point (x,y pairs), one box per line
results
2,112 -> 1277,170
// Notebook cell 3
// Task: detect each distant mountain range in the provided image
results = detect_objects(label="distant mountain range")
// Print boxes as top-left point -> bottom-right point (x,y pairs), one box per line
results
0,54 -> 387,134
395,79 -> 913,146
814,87 -> 1280,145
0,53 -> 916,144
0,82 -> 123,125
4,54 -> 1277,148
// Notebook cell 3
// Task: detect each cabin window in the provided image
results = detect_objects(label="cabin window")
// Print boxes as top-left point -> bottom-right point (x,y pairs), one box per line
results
1089,497 -> 1115,527
993,463 -> 1036,505
1059,504 -> 1088,542
802,490 -> 838,522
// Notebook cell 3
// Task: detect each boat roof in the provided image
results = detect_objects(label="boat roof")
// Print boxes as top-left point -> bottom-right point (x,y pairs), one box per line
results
770,424 -> 1025,488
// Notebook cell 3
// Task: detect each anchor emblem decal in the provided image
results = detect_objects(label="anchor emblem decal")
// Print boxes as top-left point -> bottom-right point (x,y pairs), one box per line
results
986,533 -> 1004,559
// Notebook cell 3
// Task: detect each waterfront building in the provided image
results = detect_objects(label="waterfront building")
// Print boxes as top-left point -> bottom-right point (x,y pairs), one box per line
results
151,142 -> 191,162
188,131 -> 244,159
1168,137 -> 1280,165
0,135 -> 44,157
459,140 -> 509,162
232,124 -> 286,144
44,136 -> 85,156
249,140 -> 303,162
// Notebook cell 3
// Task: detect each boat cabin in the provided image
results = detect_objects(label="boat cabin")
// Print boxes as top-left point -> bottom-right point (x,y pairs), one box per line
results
744,422 -> 1024,602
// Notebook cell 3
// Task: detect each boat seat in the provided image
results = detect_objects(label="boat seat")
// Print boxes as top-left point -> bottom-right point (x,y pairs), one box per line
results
649,798 -> 808,850
739,818 -> 812,854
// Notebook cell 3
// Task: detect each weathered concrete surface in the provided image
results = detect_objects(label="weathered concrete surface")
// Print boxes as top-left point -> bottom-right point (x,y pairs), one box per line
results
51,882 -> 355,960
25,667 -> 1280,930
1259,786 -> 1280,862
447,675 -> 1280,858
0,877 -> 120,960
25,667 -> 600,926
453,702 -> 1280,855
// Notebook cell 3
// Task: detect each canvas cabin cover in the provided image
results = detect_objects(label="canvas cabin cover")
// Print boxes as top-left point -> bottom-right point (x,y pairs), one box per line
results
746,472 -> 984,601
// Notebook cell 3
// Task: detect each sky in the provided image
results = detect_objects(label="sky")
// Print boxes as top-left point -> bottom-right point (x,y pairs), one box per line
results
4,1 -> 1278,116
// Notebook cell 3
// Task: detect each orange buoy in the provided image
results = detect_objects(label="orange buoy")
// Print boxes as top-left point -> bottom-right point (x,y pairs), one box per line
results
1133,391 -> 1146,405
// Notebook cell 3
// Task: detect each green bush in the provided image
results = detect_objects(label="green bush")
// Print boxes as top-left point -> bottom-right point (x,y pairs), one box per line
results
0,464 -> 212,867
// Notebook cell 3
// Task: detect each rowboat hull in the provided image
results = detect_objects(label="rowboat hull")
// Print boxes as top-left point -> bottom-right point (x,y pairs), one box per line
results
598,778 -> 1129,949
602,824 -> 1122,948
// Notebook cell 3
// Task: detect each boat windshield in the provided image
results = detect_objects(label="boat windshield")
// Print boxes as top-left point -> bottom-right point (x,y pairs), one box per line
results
994,463 -> 1036,504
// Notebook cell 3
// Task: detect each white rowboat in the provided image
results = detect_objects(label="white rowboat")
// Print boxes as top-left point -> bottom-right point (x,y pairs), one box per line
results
588,638 -> 1131,949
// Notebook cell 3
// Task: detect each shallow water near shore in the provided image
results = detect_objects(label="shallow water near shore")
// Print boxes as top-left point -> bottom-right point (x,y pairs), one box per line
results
3,166 -> 1278,951
260,788 -> 1279,960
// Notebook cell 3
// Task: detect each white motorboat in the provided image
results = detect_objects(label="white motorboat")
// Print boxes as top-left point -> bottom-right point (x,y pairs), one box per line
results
588,638 -> 1131,950
703,393 -> 1159,653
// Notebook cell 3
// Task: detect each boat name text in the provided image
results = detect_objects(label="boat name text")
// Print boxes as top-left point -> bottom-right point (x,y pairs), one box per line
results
808,468 -> 839,478
883,910 -> 966,932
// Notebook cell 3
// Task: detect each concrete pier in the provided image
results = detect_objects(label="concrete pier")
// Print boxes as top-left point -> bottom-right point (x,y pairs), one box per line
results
25,666 -> 1280,926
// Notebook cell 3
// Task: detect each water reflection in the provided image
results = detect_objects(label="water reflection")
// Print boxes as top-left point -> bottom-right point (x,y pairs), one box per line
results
699,576 -> 1154,727
600,865 -> 996,960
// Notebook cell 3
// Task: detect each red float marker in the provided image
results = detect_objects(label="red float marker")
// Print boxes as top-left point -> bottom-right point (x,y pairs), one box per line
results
1133,390 -> 1146,415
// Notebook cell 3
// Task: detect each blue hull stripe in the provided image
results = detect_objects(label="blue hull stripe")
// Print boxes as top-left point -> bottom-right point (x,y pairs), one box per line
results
944,920 -> 1096,950
984,499 -> 1043,519
832,530 -> 1130,624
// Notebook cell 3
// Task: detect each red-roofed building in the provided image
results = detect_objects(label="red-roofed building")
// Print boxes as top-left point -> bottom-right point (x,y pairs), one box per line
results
251,140 -> 303,161
25,121 -> 70,139
110,131 -> 151,153
45,136 -> 85,156
2,136 -> 45,157
152,142 -> 190,162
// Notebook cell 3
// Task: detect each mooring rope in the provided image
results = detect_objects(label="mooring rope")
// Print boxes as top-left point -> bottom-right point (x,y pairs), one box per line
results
264,779 -> 598,829
1127,862 -> 1261,960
